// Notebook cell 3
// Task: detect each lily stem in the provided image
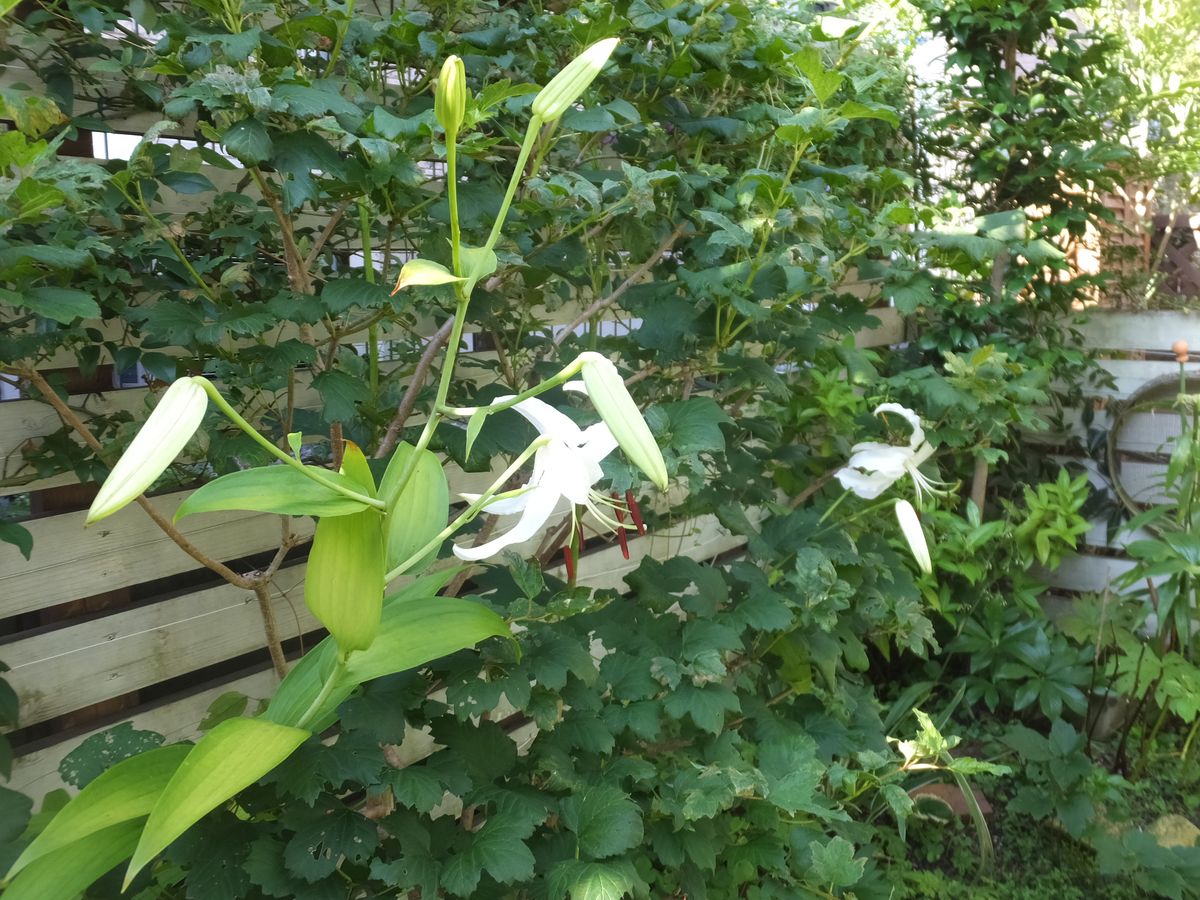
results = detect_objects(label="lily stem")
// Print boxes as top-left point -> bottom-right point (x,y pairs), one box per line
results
294,651 -> 351,731
195,377 -> 386,510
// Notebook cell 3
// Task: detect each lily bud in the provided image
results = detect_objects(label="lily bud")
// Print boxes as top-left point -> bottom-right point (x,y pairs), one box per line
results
435,55 -> 467,139
86,377 -> 208,524
573,352 -> 668,490
531,37 -> 619,122
391,257 -> 465,294
895,499 -> 933,575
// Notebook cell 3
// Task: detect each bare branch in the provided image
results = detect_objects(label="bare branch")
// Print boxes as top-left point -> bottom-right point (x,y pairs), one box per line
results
375,316 -> 456,458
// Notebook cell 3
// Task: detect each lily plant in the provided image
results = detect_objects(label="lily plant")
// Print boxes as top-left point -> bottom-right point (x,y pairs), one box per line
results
834,403 -> 947,576
1,37 -> 671,900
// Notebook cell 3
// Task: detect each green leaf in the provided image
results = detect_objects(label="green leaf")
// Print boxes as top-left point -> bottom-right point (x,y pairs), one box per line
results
223,118 -> 273,164
808,836 -> 865,889
794,48 -> 844,104
459,244 -> 498,288
560,785 -> 643,860
439,807 -> 538,895
1,820 -> 142,900
305,498 -> 385,653
837,100 -> 899,126
311,370 -> 370,423
464,408 -> 488,459
262,575 -> 500,730
124,717 -> 309,887
7,745 -> 190,879
59,723 -> 166,789
547,860 -> 636,900
321,276 -> 391,313
0,519 -> 32,560
380,444 -> 448,574
198,691 -> 250,731
19,286 -> 99,323
175,465 -> 372,520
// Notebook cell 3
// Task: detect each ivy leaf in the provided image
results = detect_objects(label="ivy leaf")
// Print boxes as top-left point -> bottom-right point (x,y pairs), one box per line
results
658,398 -> 732,456
559,785 -> 644,860
0,519 -> 33,560
662,684 -> 739,734
757,737 -> 826,816
283,798 -> 380,882
222,118 -> 273,164
311,370 -> 370,423
59,723 -> 165,789
388,767 -> 447,813
321,277 -> 391,313
246,836 -> 346,900
17,286 -> 99,323
438,808 -> 538,896
547,860 -> 636,900
808,836 -> 865,890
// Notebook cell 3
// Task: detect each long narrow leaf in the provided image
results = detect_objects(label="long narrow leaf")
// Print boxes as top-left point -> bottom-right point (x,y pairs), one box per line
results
123,718 -> 308,887
174,466 -> 371,520
6,744 -> 190,879
2,820 -> 142,900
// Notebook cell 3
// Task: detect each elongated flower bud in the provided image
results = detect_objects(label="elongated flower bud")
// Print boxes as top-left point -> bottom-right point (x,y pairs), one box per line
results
87,377 -> 208,524
895,499 -> 932,575
531,38 -> 619,122
391,257 -> 464,294
575,352 -> 668,490
435,55 -> 467,138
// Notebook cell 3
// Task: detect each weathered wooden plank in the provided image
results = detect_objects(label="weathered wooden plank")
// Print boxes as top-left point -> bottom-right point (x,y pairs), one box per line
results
3,567 -> 312,729
8,666 -> 279,801
0,462 -> 501,618
1092,358 -> 1200,402
1076,310 -> 1200,354
855,306 -> 904,348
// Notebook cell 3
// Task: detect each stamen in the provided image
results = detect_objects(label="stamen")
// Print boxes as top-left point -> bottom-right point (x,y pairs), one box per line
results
563,543 -> 576,583
625,490 -> 646,535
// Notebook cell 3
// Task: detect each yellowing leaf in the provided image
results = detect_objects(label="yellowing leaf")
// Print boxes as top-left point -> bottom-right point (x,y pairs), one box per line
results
124,718 -> 309,887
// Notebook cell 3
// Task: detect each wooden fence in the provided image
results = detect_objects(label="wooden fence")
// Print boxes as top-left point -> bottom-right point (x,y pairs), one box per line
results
1047,309 -> 1200,594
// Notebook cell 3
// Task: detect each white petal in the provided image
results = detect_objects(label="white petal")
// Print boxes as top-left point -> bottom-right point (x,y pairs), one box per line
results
539,441 -> 595,505
845,445 -> 912,478
563,380 -> 588,395
578,422 -> 619,466
510,396 -> 583,441
895,499 -> 932,574
873,403 -> 925,449
835,466 -> 897,499
453,484 -> 562,561
479,491 -> 535,515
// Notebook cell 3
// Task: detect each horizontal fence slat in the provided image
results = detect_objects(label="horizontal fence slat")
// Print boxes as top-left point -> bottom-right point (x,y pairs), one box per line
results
1076,310 -> 1200,353
8,666 -> 279,800
3,567 -> 314,730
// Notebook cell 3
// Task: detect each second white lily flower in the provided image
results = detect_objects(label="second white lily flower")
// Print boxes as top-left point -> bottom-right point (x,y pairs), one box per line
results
835,403 -> 947,501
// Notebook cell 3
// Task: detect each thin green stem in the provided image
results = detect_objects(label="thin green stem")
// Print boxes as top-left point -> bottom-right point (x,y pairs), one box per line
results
359,203 -> 380,396
438,358 -> 588,418
385,437 -> 549,582
194,377 -> 386,510
294,652 -> 350,730
447,131 -> 462,278
483,118 -> 543,254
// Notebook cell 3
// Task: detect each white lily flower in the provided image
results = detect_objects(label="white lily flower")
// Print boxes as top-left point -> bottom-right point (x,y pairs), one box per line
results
453,395 -> 624,561
894,499 -> 933,575
835,403 -> 947,501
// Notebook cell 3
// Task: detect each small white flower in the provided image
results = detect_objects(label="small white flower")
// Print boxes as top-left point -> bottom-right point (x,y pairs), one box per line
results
894,499 -> 933,575
835,403 -> 946,501
453,396 -> 625,561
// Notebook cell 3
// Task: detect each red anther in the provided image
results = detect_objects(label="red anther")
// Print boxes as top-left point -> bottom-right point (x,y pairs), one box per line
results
563,544 -> 576,583
625,490 -> 646,535
612,492 -> 627,524
616,523 -> 630,559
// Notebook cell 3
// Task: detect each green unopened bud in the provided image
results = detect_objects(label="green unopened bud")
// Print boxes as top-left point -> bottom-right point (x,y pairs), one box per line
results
435,55 -> 467,138
894,500 -> 932,575
391,257 -> 465,294
573,351 -> 668,490
86,377 -> 208,524
531,37 -> 619,122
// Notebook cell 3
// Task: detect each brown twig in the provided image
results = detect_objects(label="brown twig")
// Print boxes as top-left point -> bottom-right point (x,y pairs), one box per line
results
252,583 -> 289,679
303,199 -> 353,271
789,469 -> 836,509
23,367 -> 294,673
375,316 -> 456,458
551,225 -> 689,347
